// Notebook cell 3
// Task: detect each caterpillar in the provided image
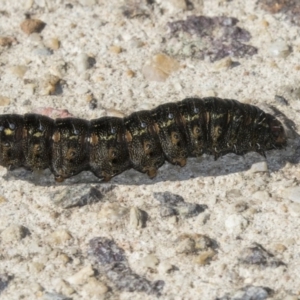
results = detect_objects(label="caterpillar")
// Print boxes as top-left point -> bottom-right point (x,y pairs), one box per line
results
0,97 -> 286,182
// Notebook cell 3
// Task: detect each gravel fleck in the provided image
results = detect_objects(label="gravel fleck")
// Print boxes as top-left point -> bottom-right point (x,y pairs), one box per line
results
46,230 -> 73,245
0,36 -> 14,47
217,285 -> 273,300
0,96 -> 11,106
75,53 -> 94,73
1,224 -> 29,242
154,191 -> 207,218
141,254 -> 159,269
175,234 -> 216,254
225,214 -> 248,235
88,237 -> 164,296
167,15 -> 257,62
282,186 -> 300,203
274,95 -> 289,106
67,265 -> 94,285
129,206 -> 147,229
20,18 -> 46,35
248,161 -> 268,173
81,278 -> 108,297
142,53 -> 180,82
269,40 -> 291,58
33,47 -> 53,56
43,292 -> 72,300
239,243 -> 285,267
0,274 -> 11,295
8,65 -> 28,78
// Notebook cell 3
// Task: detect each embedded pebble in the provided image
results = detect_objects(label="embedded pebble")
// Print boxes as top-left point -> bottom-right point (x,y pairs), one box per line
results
175,234 -> 214,254
41,74 -> 61,95
51,279 -> 74,296
214,57 -> 234,70
88,237 -> 164,296
158,261 -> 174,274
154,191 -> 207,218
1,224 -> 28,242
109,45 -> 122,54
129,206 -> 146,229
0,96 -> 10,106
217,285 -> 273,300
248,161 -> 268,173
43,292 -> 72,300
157,0 -> 188,11
45,38 -> 60,50
98,202 -> 129,224
20,18 -> 46,35
142,53 -> 180,82
195,249 -> 216,265
0,274 -> 11,295
141,254 -> 159,269
29,261 -> 45,273
269,40 -> 291,58
225,214 -> 248,235
274,95 -> 288,106
239,243 -> 285,267
81,278 -> 108,297
34,47 -> 53,56
52,186 -> 105,208
0,196 -> 6,204
75,53 -> 92,73
46,230 -> 73,245
8,65 -> 28,78
67,265 -> 94,285
0,36 -> 14,47
282,186 -> 300,203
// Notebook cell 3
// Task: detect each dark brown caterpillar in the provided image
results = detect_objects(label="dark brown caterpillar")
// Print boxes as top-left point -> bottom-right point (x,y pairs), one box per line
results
0,97 -> 286,182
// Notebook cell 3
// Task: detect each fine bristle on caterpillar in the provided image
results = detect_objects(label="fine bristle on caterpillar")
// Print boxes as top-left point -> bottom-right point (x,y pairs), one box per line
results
0,97 -> 287,182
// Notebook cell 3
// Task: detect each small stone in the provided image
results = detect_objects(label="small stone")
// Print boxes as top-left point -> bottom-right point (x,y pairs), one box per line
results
0,196 -> 6,204
269,40 -> 291,58
45,38 -> 60,50
239,243 -> 285,267
214,57 -> 233,70
29,262 -> 45,273
175,234 -> 214,254
1,224 -> 28,242
51,279 -> 74,297
75,53 -> 92,73
41,74 -> 61,95
0,37 -> 14,47
129,206 -> 146,229
0,274 -> 11,294
46,230 -> 73,245
126,69 -> 135,77
218,285 -> 273,300
225,214 -> 248,234
34,47 -> 53,56
20,18 -> 46,35
8,65 -> 28,78
142,53 -> 180,82
67,265 -> 94,285
81,278 -> 108,297
274,95 -> 288,106
43,292 -> 72,300
158,261 -> 174,274
282,186 -> 300,203
235,201 -> 248,213
248,161 -> 268,173
195,249 -> 216,265
109,45 -> 122,54
142,254 -> 159,269
0,96 -> 10,106
78,0 -> 96,5
157,0 -> 187,14
98,202 -> 129,224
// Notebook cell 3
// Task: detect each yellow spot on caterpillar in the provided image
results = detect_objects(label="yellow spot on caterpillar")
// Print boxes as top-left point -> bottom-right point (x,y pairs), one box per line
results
4,128 -> 13,135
